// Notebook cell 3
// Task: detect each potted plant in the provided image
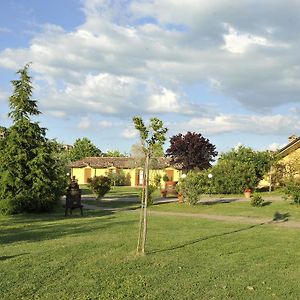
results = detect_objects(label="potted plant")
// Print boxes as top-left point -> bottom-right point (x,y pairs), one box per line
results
244,188 -> 252,199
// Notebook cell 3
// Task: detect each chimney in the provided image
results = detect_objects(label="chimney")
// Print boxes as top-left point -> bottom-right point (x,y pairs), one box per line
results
288,135 -> 298,143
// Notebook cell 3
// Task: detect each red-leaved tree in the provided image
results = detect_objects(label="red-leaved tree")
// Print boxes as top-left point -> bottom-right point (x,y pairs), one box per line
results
166,131 -> 218,172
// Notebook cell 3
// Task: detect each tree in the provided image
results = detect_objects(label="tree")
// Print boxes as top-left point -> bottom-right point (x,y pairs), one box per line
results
69,137 -> 102,161
133,116 -> 167,254
166,131 -> 218,171
105,149 -> 127,157
219,145 -> 273,180
0,64 -> 67,214
211,146 -> 274,193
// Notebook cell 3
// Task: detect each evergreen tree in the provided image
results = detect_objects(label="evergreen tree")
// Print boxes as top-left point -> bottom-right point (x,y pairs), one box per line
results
0,64 -> 67,214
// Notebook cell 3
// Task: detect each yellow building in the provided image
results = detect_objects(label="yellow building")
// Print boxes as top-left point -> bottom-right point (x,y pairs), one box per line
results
69,157 -> 182,186
275,135 -> 300,182
260,135 -> 300,188
278,135 -> 300,163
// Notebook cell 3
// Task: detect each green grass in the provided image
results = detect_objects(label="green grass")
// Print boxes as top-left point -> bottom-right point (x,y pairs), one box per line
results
150,198 -> 300,221
1,208 -> 300,299
80,185 -> 142,198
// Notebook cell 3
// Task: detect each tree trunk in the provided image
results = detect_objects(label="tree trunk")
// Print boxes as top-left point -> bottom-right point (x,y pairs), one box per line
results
137,154 -> 148,254
141,151 -> 150,254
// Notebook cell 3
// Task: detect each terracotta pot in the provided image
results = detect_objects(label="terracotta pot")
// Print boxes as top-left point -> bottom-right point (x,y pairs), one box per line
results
244,191 -> 252,198
178,192 -> 183,203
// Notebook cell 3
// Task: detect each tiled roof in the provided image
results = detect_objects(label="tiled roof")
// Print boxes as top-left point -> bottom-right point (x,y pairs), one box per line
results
69,156 -> 181,169
278,137 -> 300,158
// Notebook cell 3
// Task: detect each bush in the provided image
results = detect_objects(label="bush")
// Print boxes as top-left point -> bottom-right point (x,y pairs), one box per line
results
211,160 -> 258,194
139,185 -> 156,206
250,193 -> 264,207
153,174 -> 162,189
179,172 -> 211,205
108,171 -> 126,186
87,176 -> 111,199
283,182 -> 300,205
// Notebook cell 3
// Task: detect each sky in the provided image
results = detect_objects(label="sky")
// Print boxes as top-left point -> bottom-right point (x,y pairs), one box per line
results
1,0 -> 300,155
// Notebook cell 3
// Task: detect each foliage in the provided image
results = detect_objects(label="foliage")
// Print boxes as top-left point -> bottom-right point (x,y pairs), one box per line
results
250,193 -> 264,207
210,146 -> 274,194
153,173 -> 162,189
219,146 -> 274,179
107,170 -> 130,186
130,143 -> 164,168
179,172 -> 209,205
0,64 -> 67,214
69,137 -> 102,161
139,184 -> 156,206
105,150 -> 127,157
133,116 -> 168,254
87,176 -> 111,199
210,160 -> 258,194
162,174 -> 169,182
166,131 -> 217,171
272,154 -> 300,188
283,181 -> 300,205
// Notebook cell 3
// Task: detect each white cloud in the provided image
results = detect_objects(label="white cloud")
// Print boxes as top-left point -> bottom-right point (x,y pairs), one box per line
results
222,23 -> 270,54
0,27 -> 10,33
267,142 -> 285,151
147,87 -> 180,113
78,116 -> 92,129
172,113 -> 300,136
121,127 -> 138,139
0,0 -> 300,121
98,120 -> 113,128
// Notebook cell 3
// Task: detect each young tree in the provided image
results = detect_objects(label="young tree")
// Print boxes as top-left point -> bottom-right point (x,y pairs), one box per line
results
166,131 -> 218,171
0,64 -> 67,214
69,137 -> 102,161
133,116 -> 167,254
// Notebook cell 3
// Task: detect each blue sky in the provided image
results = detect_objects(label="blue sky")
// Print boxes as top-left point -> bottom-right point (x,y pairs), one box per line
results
1,0 -> 300,154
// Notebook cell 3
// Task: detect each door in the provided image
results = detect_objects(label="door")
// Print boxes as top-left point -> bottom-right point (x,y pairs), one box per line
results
84,168 -> 92,183
138,169 -> 144,186
166,169 -> 174,181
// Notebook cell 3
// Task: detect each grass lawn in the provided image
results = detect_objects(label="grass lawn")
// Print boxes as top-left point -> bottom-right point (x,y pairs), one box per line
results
1,206 -> 300,299
150,198 -> 300,222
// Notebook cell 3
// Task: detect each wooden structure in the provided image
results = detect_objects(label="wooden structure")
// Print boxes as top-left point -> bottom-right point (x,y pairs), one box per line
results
65,177 -> 83,216
161,181 -> 178,198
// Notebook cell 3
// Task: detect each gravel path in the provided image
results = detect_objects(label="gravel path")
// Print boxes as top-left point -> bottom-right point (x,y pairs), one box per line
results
80,198 -> 300,229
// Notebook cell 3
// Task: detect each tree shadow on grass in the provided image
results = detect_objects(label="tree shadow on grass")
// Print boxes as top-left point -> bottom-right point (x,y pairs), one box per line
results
273,211 -> 290,222
200,198 -> 241,205
0,210 -> 136,245
0,253 -> 28,261
148,222 -> 266,255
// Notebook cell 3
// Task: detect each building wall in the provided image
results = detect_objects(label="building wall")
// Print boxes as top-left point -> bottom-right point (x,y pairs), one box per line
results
281,147 -> 300,165
71,166 -> 181,186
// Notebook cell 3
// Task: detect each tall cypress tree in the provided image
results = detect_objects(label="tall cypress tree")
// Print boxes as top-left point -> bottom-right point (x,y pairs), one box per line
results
0,64 -> 67,214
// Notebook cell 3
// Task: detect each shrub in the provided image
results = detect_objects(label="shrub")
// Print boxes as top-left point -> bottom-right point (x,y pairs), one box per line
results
283,182 -> 300,205
87,176 -> 111,199
108,171 -> 126,186
153,174 -> 162,189
139,185 -> 156,206
162,174 -> 169,182
250,193 -> 264,207
179,172 -> 210,205
211,160 -> 257,194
